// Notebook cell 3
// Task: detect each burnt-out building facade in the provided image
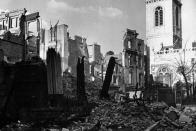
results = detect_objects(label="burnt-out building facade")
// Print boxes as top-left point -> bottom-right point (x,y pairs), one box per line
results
40,24 -> 90,76
68,36 -> 90,77
121,29 -> 150,92
102,29 -> 150,92
0,9 -> 40,63
88,43 -> 103,79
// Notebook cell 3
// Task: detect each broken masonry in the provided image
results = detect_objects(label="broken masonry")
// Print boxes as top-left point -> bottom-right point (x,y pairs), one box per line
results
100,57 -> 116,100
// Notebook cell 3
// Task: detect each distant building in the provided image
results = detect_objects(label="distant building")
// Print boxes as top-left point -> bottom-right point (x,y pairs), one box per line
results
0,8 -> 40,63
88,43 -> 103,79
88,43 -> 102,63
40,24 -> 90,76
40,24 -> 69,73
68,36 -> 90,76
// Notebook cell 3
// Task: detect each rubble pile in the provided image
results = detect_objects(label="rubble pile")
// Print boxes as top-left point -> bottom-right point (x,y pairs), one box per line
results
62,72 -> 102,99
63,101 -> 165,131
64,101 -> 196,131
144,105 -> 196,131
85,101 -> 154,130
61,74 -> 196,131
2,94 -> 196,131
2,71 -> 196,130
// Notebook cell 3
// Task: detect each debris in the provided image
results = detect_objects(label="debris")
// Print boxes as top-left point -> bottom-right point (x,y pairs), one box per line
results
2,64 -> 196,131
179,113 -> 192,123
62,128 -> 69,131
144,121 -> 160,131
164,116 -> 181,129
167,111 -> 179,121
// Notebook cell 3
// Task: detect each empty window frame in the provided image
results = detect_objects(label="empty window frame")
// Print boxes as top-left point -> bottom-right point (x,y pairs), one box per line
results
155,6 -> 163,26
3,20 -> 7,30
9,17 -> 16,28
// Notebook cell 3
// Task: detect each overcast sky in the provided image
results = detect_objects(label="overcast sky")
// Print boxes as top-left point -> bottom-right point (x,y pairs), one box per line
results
0,0 -> 195,53
0,0 -> 145,54
181,0 -> 196,48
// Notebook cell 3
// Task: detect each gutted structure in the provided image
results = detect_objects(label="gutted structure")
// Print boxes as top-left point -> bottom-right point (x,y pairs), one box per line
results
102,29 -> 150,92
121,29 -> 149,92
40,24 -> 90,76
88,43 -> 103,79
68,36 -> 89,76
0,9 -> 40,63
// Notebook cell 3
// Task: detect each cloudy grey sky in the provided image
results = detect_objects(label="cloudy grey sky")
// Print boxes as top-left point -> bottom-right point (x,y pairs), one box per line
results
0,0 -> 196,53
0,0 -> 146,54
181,0 -> 196,48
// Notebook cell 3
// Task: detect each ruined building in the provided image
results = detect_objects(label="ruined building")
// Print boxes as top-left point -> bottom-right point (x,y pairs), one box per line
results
88,43 -> 103,79
68,35 -> 90,76
0,9 -> 40,63
40,24 -> 90,76
102,29 -> 150,92
88,43 -> 102,63
121,29 -> 150,92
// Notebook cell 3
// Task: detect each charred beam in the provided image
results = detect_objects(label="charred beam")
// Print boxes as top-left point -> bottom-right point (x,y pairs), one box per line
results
100,57 -> 116,100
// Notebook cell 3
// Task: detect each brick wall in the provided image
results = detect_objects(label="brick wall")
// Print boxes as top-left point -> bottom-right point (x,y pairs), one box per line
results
0,39 -> 23,62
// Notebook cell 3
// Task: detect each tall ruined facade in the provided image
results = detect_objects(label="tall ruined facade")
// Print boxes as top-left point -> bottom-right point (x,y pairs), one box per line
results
40,24 -> 69,73
68,36 -> 90,77
121,29 -> 147,92
88,43 -> 103,79
0,9 -> 40,63
40,24 -> 90,76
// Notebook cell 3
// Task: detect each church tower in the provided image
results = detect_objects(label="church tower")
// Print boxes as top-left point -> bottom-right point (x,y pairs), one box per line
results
146,0 -> 182,52
146,0 -> 182,86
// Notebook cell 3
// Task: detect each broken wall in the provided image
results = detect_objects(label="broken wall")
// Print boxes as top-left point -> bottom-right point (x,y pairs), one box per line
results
68,36 -> 90,77
0,9 -> 26,62
0,9 -> 40,62
122,29 -> 146,91
0,39 -> 23,62
41,24 -> 69,73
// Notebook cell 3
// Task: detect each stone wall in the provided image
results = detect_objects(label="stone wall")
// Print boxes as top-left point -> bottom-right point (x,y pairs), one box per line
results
0,9 -> 40,63
40,24 -> 90,76
0,39 -> 23,62
122,29 -> 146,91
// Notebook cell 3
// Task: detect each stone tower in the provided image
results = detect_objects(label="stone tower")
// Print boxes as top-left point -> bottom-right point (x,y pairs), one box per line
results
146,0 -> 182,86
146,0 -> 182,51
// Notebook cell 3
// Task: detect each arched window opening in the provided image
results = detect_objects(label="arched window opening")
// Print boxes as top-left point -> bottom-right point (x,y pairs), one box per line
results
160,9 -> 163,25
155,10 -> 159,26
155,6 -> 163,26
157,66 -> 172,86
